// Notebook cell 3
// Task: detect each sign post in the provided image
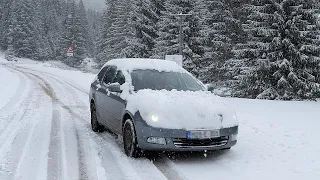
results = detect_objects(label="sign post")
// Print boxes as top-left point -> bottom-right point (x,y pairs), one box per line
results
169,13 -> 192,55
66,45 -> 74,57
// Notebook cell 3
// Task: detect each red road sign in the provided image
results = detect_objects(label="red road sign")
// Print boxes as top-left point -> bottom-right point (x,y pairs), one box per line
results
66,45 -> 74,53
66,45 -> 74,57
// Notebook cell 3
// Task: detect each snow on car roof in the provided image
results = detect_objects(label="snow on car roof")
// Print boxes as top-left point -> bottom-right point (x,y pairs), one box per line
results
103,58 -> 186,72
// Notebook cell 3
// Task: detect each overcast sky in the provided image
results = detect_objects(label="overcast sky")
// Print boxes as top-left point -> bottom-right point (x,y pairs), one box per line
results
82,0 -> 106,11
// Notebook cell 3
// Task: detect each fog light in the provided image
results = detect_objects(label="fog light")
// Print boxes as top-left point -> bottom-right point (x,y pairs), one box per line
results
231,134 -> 237,141
147,137 -> 166,145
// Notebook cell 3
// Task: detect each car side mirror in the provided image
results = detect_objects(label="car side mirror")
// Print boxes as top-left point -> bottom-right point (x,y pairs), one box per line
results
108,83 -> 122,93
206,84 -> 214,92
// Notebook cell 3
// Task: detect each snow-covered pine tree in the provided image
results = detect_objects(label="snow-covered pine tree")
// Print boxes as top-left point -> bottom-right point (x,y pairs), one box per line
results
78,0 -> 92,56
87,9 -> 103,59
0,0 -> 14,50
96,1 -> 113,64
5,0 -> 42,59
226,0 -> 280,99
196,0 -> 244,87
153,0 -> 202,75
32,0 -> 52,60
268,0 -> 320,100
58,0 -> 88,66
227,0 -> 320,100
132,0 -> 163,58
150,0 -> 166,19
97,0 -> 146,64
42,0 -> 65,58
97,0 -> 123,63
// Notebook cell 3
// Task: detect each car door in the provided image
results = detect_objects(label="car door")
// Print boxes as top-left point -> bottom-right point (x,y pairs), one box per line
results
92,66 -> 109,123
99,66 -> 117,129
107,70 -> 127,133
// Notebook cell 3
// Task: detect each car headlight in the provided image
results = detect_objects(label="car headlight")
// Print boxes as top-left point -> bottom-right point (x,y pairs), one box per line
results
150,115 -> 159,122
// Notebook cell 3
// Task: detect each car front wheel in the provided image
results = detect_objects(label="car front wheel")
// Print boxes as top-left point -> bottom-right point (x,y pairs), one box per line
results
91,103 -> 103,132
123,119 -> 141,158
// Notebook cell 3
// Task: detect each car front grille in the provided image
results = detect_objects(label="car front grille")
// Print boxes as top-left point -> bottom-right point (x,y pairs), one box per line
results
172,136 -> 229,148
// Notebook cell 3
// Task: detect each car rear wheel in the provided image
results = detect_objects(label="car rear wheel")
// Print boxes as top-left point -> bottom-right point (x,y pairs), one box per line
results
91,103 -> 103,132
123,119 -> 141,158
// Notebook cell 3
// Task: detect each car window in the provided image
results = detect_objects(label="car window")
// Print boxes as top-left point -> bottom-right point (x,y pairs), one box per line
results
97,66 -> 109,82
131,70 -> 205,91
103,66 -> 117,85
180,73 -> 205,91
113,70 -> 126,85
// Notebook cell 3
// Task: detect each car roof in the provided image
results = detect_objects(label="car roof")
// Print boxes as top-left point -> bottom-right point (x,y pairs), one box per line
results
102,58 -> 186,73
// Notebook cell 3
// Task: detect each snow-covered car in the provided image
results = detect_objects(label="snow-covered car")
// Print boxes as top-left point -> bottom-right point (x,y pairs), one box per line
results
89,58 -> 238,157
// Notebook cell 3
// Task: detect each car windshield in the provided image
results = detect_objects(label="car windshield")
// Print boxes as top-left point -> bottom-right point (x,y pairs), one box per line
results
131,69 -> 205,91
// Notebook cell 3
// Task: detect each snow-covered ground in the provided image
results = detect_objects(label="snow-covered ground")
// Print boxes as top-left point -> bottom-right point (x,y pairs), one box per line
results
0,57 -> 320,180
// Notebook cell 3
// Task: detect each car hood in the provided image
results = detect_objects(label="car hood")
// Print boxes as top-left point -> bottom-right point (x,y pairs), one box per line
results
126,89 -> 238,130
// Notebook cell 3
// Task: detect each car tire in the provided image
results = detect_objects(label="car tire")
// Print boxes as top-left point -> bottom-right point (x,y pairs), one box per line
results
91,103 -> 103,132
123,119 -> 141,158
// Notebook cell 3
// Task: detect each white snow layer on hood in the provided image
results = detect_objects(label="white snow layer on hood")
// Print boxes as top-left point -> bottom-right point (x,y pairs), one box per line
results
126,89 -> 238,130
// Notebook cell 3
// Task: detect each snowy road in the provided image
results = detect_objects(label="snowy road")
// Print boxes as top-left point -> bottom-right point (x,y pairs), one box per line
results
0,61 -> 320,180
0,64 -> 168,180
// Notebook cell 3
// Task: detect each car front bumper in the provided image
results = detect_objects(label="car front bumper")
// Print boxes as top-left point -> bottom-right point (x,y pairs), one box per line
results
134,121 -> 238,151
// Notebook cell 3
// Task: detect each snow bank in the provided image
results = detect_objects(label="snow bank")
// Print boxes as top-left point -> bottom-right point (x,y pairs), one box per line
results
0,52 -> 5,62
126,89 -> 238,130
0,65 -> 20,109
42,60 -> 77,70
79,58 -> 99,73
104,58 -> 186,73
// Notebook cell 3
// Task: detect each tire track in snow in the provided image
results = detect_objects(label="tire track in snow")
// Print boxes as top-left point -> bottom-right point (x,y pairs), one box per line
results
47,108 -> 62,180
5,67 -> 56,180
152,156 -> 186,180
0,89 -> 40,179
50,77 -> 90,180
0,65 -> 29,112
12,65 -> 182,180
8,66 -> 67,180
53,78 -> 124,180
48,75 -> 139,180
13,94 -> 50,180
2,66 -> 104,180
12,67 -> 109,180
0,68 -> 51,180
0,67 -> 32,139
19,68 -> 95,180
23,70 -> 73,180
14,65 -> 88,94
0,82 -> 37,160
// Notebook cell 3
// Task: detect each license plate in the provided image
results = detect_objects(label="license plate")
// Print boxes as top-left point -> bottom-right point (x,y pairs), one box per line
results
187,130 -> 220,139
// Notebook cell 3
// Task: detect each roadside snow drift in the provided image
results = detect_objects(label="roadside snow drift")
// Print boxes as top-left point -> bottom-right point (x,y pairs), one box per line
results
0,65 -> 20,109
127,89 -> 238,129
